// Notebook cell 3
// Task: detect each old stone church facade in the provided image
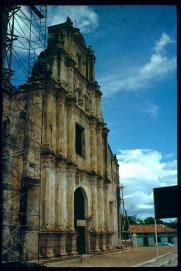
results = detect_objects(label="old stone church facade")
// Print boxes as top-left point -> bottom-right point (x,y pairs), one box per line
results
2,18 -> 120,260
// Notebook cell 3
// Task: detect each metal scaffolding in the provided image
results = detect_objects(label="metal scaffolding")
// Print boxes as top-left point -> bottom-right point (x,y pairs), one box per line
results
2,5 -> 47,263
3,5 -> 47,87
118,183 -> 133,248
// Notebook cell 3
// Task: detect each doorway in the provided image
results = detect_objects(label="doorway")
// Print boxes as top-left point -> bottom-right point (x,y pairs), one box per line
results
143,236 -> 149,246
74,187 -> 87,254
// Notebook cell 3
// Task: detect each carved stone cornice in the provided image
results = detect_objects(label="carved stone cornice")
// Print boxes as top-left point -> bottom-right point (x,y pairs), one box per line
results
103,126 -> 110,135
56,160 -> 67,172
96,121 -> 103,132
87,80 -> 99,91
65,95 -> 76,106
66,160 -> 77,173
89,175 -> 97,186
104,177 -> 111,184
97,178 -> 104,188
88,170 -> 97,177
42,153 -> 55,168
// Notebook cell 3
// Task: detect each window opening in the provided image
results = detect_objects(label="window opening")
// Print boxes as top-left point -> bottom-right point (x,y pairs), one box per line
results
75,123 -> 85,156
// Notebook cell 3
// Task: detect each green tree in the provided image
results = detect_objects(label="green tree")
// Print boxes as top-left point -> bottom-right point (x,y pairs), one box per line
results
127,215 -> 143,224
144,217 -> 164,224
144,217 -> 155,224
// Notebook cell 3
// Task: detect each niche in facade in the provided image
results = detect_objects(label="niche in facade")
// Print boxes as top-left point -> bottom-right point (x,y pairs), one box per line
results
77,88 -> 83,107
75,123 -> 85,157
85,95 -> 90,112
76,53 -> 82,73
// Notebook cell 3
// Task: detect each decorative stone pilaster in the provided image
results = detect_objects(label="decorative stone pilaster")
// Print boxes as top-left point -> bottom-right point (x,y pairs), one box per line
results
104,182 -> 109,230
41,154 -> 55,228
99,232 -> 107,251
89,119 -> 97,172
56,95 -> 66,155
95,90 -> 102,120
66,99 -> 74,161
39,232 -> 55,258
55,162 -> 67,229
106,232 -> 113,250
97,178 -> 104,230
66,56 -> 76,92
89,230 -> 100,252
89,176 -> 98,230
66,164 -> 76,230
59,231 -> 67,256
96,123 -> 103,175
44,91 -> 54,148
66,231 -> 78,255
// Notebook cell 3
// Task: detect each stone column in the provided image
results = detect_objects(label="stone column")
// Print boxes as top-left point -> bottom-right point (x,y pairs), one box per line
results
41,155 -> 55,231
90,90 -> 96,116
55,161 -> 67,230
89,120 -> 97,171
97,179 -> 104,231
56,94 -> 66,155
58,231 -> 67,256
108,232 -> 113,250
52,92 -> 56,152
90,177 -> 98,230
67,101 -> 74,161
103,127 -> 109,177
66,57 -> 75,95
97,179 -> 106,251
66,165 -> 76,230
104,182 -> 110,250
66,231 -> 78,255
89,231 -> 100,252
100,127 -> 104,176
44,91 -> 53,148
104,182 -> 109,230
59,162 -> 67,230
95,92 -> 101,119
66,165 -> 78,255
99,233 -> 107,251
96,124 -> 101,175
68,66 -> 74,95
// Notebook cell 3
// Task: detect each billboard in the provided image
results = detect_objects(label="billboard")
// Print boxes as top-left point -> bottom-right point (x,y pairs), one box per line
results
153,185 -> 178,219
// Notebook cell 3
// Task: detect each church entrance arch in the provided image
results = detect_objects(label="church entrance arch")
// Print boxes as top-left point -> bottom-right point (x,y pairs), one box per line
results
74,186 -> 88,254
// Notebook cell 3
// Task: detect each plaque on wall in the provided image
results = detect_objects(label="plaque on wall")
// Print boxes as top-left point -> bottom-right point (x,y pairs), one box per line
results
77,219 -> 86,226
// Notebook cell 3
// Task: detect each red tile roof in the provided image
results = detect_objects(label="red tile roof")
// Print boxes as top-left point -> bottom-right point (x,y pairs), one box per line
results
129,224 -> 176,233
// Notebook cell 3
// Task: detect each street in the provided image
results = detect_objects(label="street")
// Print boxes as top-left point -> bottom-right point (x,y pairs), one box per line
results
41,246 -> 177,267
136,251 -> 177,267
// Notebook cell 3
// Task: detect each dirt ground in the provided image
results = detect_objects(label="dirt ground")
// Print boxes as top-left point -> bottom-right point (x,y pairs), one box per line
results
44,246 -> 177,267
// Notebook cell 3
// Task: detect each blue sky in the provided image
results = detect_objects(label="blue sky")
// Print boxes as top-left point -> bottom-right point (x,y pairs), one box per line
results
11,5 -> 177,220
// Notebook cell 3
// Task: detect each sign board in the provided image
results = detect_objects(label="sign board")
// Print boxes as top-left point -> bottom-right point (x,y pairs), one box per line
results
77,219 -> 86,226
153,185 -> 178,219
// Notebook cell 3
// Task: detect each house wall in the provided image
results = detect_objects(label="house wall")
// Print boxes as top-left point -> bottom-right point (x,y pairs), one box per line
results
132,232 -> 177,247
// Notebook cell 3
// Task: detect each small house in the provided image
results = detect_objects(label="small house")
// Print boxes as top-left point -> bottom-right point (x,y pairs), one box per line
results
129,224 -> 177,247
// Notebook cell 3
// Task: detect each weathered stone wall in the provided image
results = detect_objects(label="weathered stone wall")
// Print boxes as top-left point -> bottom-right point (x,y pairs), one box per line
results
2,18 -> 120,260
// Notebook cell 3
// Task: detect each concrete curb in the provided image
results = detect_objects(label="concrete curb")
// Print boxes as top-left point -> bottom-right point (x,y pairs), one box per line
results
132,251 -> 176,267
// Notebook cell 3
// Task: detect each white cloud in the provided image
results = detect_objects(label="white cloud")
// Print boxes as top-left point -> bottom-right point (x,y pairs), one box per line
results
140,33 -> 176,78
10,6 -> 46,57
10,5 -> 98,64
136,102 -> 159,119
117,149 -> 177,219
47,5 -> 98,33
154,32 -> 175,54
99,32 -> 176,96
